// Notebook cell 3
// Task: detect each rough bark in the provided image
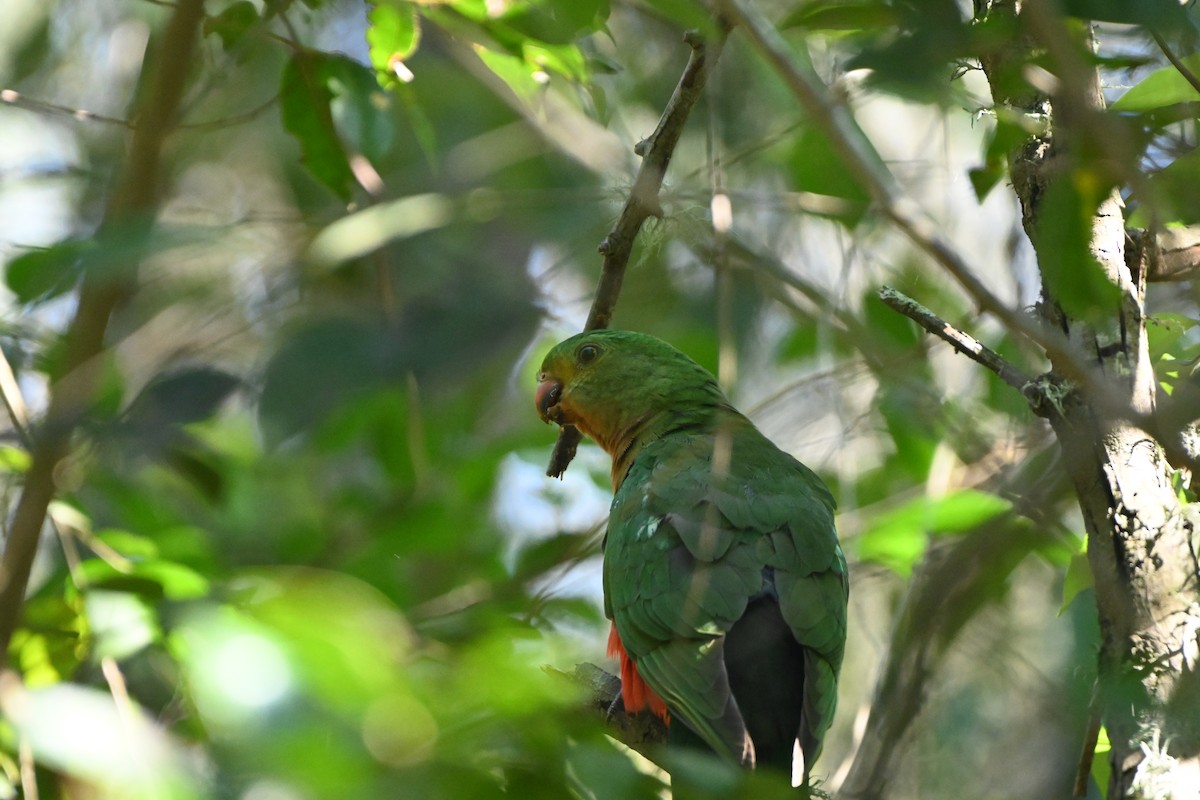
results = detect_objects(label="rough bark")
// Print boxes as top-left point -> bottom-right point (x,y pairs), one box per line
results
976,2 -> 1200,797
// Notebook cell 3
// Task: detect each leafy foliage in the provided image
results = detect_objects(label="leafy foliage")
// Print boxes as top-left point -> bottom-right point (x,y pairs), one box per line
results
1,0 -> 1198,798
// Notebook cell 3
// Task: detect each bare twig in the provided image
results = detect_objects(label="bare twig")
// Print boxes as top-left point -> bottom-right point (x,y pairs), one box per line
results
0,0 -> 207,660
877,286 -> 1036,400
546,21 -> 731,478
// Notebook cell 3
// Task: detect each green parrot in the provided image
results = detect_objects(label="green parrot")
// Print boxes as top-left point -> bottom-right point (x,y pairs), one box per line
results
535,330 -> 848,784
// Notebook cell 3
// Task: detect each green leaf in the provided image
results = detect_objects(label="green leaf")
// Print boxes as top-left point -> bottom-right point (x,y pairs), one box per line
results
1034,173 -> 1122,322
0,445 -> 31,473
858,490 -> 1012,576
79,558 -> 211,601
367,3 -> 420,87
498,0 -> 610,45
781,0 -> 900,31
787,122 -> 871,226
1092,726 -> 1112,796
1060,548 -> 1093,615
475,45 -> 544,99
5,240 -> 87,304
1112,53 -> 1200,112
281,53 -> 393,199
1062,0 -> 1189,26
1145,149 -> 1200,226
203,1 -> 259,51
6,223 -> 204,306
969,115 -> 1033,201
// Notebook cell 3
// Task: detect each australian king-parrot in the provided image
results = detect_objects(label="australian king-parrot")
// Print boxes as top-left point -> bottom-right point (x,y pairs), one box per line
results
536,330 -> 848,784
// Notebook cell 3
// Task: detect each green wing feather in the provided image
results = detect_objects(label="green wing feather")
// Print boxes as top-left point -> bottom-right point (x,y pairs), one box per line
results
604,414 -> 847,772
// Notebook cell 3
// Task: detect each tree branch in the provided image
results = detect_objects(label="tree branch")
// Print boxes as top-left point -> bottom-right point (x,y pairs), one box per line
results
877,286 -> 1040,411
551,662 -> 669,760
546,21 -> 731,478
715,0 -> 1103,396
1129,226 -> 1200,283
0,0 -> 207,660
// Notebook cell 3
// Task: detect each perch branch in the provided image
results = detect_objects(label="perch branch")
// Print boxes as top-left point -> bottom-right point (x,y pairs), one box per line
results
878,286 -> 1035,398
0,0 -> 206,660
1129,226 -> 1200,283
551,662 -> 669,761
546,20 -> 731,478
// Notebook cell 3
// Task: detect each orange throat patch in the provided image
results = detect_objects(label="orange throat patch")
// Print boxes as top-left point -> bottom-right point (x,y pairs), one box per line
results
607,624 -> 670,724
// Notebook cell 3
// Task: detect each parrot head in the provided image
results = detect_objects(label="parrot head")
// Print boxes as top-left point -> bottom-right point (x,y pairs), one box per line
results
536,330 -> 726,459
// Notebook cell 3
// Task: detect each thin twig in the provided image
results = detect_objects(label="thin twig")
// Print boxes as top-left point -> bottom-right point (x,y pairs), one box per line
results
877,286 -> 1034,396
1151,31 -> 1200,99
0,88 -> 277,132
0,346 -> 29,442
0,0 -> 208,661
546,21 -> 731,478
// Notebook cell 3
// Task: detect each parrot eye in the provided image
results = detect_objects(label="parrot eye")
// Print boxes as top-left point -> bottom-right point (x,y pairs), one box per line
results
578,344 -> 600,364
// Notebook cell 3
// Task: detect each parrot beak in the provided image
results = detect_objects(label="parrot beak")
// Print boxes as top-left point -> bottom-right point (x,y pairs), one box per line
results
536,374 -> 564,424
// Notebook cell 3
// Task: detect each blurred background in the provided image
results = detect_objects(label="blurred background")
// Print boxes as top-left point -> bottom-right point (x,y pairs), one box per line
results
3,0 -> 1193,797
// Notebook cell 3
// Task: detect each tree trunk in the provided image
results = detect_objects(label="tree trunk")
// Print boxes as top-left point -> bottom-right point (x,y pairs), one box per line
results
976,2 -> 1200,796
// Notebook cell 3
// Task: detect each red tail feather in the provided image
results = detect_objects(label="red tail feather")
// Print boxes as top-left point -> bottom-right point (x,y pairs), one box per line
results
607,624 -> 670,724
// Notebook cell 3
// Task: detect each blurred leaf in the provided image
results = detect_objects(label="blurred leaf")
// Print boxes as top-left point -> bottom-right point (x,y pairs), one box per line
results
969,114 -> 1032,200
1112,53 -> 1200,112
0,444 -> 30,473
1062,0 -> 1190,25
787,122 -> 872,225
5,682 -> 201,799
5,240 -> 86,304
6,223 -> 208,306
367,3 -> 420,88
475,44 -> 544,99
84,590 -> 160,659
203,1 -> 259,51
1060,548 -> 1093,615
1144,148 -> 1200,226
499,0 -> 610,45
843,0 -> 973,103
512,532 -> 592,581
781,0 -> 900,31
281,53 -> 393,199
1034,172 -> 1122,322
79,558 -> 210,601
859,490 -> 1013,575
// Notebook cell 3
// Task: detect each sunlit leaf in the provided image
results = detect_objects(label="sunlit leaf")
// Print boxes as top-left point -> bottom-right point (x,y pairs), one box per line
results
1112,53 -> 1200,112
858,490 -> 1013,575
367,3 -> 421,88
